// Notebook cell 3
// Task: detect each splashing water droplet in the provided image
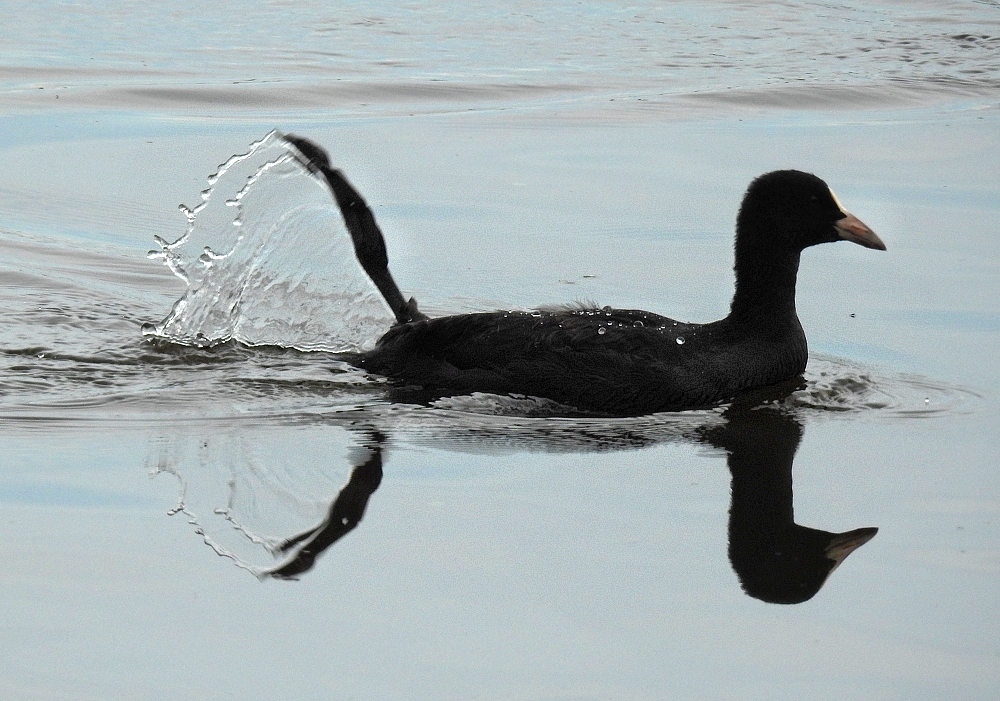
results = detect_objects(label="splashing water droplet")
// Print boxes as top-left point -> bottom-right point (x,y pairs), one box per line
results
144,130 -> 394,351
676,336 -> 685,345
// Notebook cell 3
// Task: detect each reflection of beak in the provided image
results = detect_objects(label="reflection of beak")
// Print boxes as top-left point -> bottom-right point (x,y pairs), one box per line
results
825,526 -> 879,574
836,212 -> 887,251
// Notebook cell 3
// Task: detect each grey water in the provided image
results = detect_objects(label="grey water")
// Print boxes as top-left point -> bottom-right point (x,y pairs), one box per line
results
2,1 -> 1000,699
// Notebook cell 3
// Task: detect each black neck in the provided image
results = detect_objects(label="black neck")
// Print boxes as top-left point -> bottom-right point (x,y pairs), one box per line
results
728,245 -> 802,325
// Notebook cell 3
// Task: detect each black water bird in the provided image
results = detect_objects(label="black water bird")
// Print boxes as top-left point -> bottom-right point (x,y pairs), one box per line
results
286,136 -> 885,416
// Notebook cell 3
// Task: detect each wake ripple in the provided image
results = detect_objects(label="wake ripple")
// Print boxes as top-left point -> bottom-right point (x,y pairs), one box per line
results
785,355 -> 981,419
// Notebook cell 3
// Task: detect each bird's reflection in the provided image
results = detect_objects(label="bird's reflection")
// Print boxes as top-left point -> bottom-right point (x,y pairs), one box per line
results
700,400 -> 877,604
256,390 -> 877,603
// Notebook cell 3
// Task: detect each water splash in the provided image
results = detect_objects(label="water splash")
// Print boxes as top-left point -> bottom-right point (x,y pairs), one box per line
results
143,130 -> 393,352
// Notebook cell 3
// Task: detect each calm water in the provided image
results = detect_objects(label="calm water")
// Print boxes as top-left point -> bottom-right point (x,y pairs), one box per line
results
2,2 -> 999,699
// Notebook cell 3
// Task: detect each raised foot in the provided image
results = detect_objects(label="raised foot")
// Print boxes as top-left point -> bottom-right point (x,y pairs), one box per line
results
283,134 -> 331,173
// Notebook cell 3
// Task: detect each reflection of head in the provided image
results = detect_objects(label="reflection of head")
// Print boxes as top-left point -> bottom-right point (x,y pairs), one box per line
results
733,523 -> 878,605
702,404 -> 877,604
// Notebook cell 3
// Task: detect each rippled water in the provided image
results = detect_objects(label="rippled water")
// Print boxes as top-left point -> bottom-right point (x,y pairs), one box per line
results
3,0 -> 1000,115
2,1 -> 999,699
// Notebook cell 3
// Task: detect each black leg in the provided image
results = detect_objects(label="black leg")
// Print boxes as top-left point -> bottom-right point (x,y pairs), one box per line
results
284,135 -> 428,326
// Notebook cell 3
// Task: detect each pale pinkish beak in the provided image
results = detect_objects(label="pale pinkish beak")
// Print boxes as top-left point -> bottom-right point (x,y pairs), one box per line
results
836,212 -> 886,250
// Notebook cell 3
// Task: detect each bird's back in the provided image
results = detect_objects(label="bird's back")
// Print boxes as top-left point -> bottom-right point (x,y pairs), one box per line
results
352,307 -> 804,414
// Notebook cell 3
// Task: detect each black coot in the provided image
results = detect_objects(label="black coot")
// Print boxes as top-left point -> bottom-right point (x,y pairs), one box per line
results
286,136 -> 885,416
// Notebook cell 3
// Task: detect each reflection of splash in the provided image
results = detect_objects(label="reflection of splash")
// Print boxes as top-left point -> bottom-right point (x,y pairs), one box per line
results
146,426 -> 363,576
143,130 -> 393,352
150,456 -> 262,577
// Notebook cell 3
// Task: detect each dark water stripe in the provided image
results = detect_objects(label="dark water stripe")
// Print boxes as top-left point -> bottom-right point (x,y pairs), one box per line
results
4,79 -> 996,116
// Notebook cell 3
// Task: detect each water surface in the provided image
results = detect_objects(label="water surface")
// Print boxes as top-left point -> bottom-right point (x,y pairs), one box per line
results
2,2 -> 999,699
